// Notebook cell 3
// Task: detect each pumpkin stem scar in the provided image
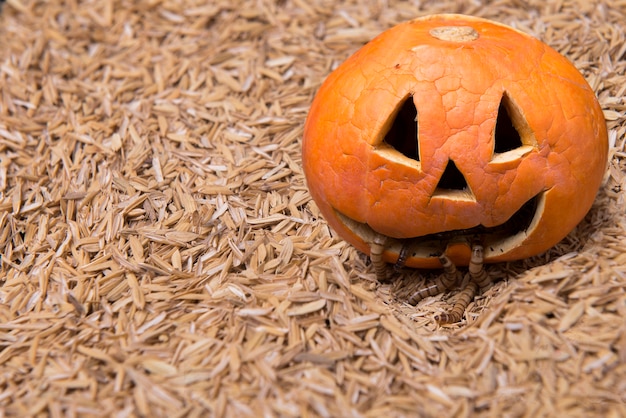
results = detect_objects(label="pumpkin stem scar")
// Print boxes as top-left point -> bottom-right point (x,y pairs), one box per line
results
429,26 -> 479,42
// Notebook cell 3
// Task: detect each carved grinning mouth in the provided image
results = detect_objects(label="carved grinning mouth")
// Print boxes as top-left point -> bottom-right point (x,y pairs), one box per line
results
335,191 -> 546,261
412,192 -> 541,245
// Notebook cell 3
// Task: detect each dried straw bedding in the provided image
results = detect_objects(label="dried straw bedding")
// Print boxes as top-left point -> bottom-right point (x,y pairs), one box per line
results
0,0 -> 625,416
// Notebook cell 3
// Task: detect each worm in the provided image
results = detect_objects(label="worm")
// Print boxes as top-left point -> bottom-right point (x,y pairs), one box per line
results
393,242 -> 410,271
408,253 -> 460,304
468,243 -> 492,290
369,235 -> 388,281
436,242 -> 492,323
436,281 -> 479,324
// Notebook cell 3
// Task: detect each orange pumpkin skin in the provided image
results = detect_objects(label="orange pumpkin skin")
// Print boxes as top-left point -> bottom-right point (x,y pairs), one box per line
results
303,14 -> 608,268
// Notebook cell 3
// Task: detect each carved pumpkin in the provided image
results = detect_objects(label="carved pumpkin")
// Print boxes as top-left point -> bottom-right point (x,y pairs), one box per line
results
303,14 -> 608,270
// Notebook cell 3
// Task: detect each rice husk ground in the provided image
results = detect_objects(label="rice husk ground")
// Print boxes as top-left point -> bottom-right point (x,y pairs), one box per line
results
0,0 -> 625,416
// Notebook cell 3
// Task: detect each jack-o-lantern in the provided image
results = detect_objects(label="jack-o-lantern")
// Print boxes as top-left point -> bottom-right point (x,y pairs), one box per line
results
302,15 -> 608,322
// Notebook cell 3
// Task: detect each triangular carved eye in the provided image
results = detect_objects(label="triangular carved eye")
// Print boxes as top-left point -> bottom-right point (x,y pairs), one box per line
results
494,94 -> 523,153
492,92 -> 537,162
383,95 -> 419,161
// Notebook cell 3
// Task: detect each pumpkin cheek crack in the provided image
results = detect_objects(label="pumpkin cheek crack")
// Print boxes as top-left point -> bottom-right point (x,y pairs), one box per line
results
334,191 -> 544,263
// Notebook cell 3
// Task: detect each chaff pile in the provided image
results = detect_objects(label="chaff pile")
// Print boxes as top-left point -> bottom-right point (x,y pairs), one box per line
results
0,0 -> 624,416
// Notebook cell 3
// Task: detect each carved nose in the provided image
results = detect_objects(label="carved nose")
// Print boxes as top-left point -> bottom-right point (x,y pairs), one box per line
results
436,159 -> 468,192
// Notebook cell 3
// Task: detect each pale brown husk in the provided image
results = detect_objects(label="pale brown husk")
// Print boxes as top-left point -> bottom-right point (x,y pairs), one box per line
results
0,0 -> 625,417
